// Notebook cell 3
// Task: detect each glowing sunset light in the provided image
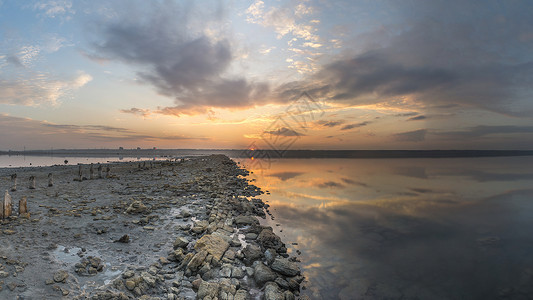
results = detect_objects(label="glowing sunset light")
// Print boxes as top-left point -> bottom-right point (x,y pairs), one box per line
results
1,0 -> 532,150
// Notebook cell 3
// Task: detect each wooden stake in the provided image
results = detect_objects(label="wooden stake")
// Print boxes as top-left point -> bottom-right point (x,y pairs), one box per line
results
98,164 -> 102,178
3,190 -> 12,218
19,196 -> 27,215
0,193 -> 3,219
10,174 -> 17,192
48,173 -> 53,187
29,176 -> 36,189
89,163 -> 94,179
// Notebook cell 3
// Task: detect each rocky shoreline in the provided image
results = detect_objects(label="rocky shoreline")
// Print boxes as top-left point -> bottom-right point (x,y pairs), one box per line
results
0,155 -> 303,299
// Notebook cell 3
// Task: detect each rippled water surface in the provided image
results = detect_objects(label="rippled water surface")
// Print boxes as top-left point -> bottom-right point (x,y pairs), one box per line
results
238,157 -> 533,299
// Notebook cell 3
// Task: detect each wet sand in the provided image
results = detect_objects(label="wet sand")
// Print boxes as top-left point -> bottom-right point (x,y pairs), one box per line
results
0,155 -> 302,299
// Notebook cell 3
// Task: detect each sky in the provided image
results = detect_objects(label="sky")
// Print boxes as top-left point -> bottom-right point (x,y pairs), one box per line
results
1,0 -> 533,150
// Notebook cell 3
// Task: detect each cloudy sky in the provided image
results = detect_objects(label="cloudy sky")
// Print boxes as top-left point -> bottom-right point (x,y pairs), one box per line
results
1,0 -> 533,150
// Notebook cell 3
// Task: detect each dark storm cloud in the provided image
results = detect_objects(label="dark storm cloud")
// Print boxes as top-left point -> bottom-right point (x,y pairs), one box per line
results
396,112 -> 419,117
321,53 -> 457,101
278,0 -> 533,116
316,120 -> 344,127
89,1 -> 269,115
120,108 -> 151,117
263,127 -> 303,137
341,178 -> 369,187
42,123 -> 132,133
436,125 -> 533,139
408,115 -> 427,121
341,122 -> 370,130
316,181 -> 345,189
393,129 -> 427,142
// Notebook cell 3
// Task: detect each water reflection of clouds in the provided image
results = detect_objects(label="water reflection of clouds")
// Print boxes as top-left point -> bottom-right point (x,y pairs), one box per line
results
267,171 -> 304,181
251,157 -> 533,299
270,189 -> 533,299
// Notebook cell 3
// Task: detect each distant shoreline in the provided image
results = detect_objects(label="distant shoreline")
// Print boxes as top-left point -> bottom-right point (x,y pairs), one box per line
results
2,149 -> 533,159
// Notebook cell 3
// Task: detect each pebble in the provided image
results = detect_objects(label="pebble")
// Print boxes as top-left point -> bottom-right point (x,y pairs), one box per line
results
53,270 -> 68,283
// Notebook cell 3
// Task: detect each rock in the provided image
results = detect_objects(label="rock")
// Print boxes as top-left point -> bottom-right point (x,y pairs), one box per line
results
243,244 -> 263,264
230,237 -> 242,247
197,281 -> 220,299
181,209 -> 191,218
219,264 -> 232,277
76,257 -> 105,276
282,290 -> 295,300
191,220 -> 209,234
275,277 -> 290,290
0,271 -> 9,278
141,271 -> 157,287
126,200 -> 148,214
264,249 -> 276,265
271,258 -> 299,276
234,215 -> 259,227
254,263 -> 277,286
192,278 -> 203,290
186,250 -> 208,272
194,234 -> 229,261
125,280 -> 136,290
223,249 -> 236,261
53,270 -> 69,283
234,289 -> 250,300
7,282 -> 18,291
173,237 -> 189,249
258,228 -> 284,252
264,282 -> 284,300
116,234 -> 130,243
245,233 -> 258,240
159,256 -> 170,265
122,270 -> 135,279
287,278 -> 300,291
231,267 -> 245,279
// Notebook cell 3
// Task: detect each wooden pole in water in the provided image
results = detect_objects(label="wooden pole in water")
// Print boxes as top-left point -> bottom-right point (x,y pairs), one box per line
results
78,165 -> 82,181
98,164 -> 102,178
105,166 -> 111,178
19,196 -> 27,215
10,174 -> 17,192
48,173 -> 53,187
3,190 -> 12,219
0,192 -> 4,219
29,176 -> 36,189
89,163 -> 94,179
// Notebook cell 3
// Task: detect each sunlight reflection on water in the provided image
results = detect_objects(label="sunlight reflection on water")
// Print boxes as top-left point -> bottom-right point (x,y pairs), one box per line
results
237,157 -> 533,299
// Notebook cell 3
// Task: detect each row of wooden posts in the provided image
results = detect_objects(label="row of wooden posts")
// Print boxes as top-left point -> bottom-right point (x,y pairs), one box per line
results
1,191 -> 27,219
9,173 -> 51,191
78,163 -> 113,181
1,161 -> 164,220
1,163 -> 117,220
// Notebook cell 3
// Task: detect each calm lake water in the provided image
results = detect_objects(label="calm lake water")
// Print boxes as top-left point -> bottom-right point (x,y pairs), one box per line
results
3,155 -> 533,299
238,157 -> 533,299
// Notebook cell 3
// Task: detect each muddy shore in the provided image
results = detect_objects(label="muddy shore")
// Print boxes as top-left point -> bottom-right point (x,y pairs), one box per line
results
0,155 -> 303,299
